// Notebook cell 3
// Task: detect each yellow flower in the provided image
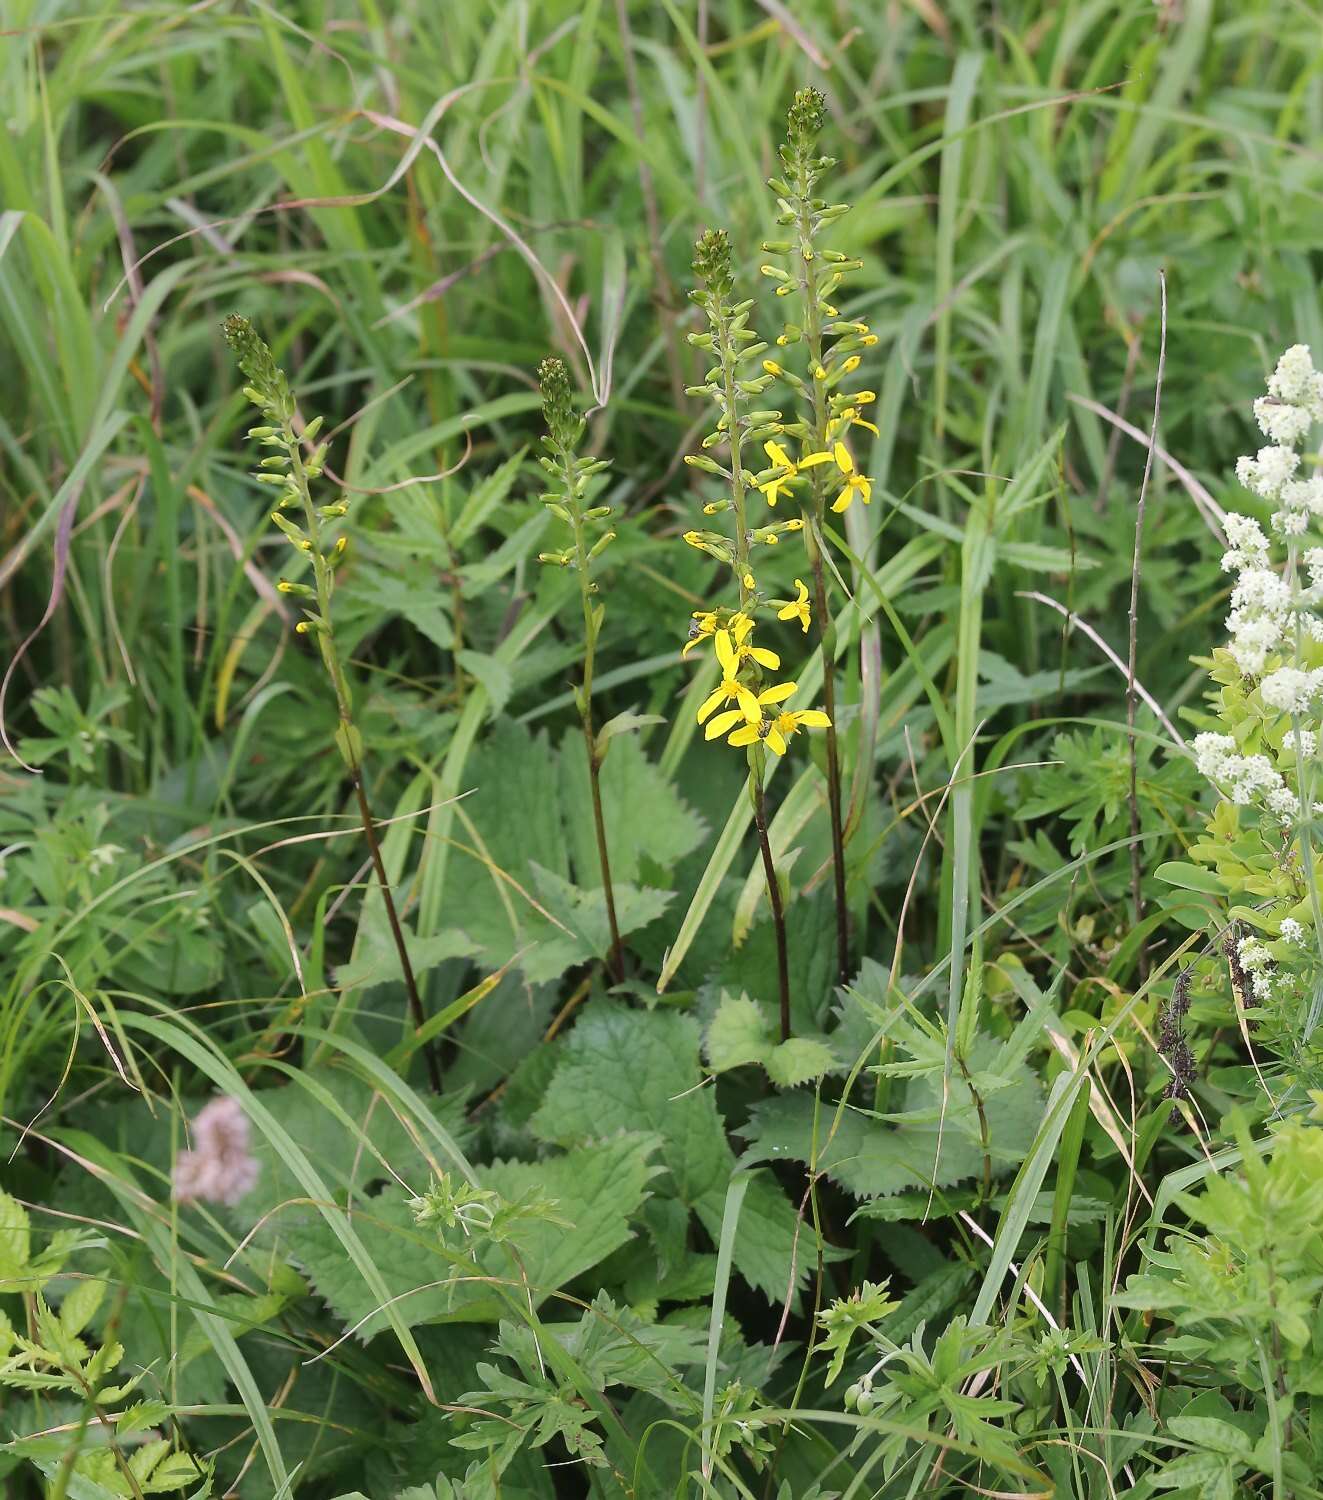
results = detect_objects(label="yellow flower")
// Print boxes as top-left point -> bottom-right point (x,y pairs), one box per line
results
721,613 -> 780,672
683,610 -> 718,657
708,681 -> 797,744
840,355 -> 861,374
777,579 -> 811,634
697,661 -> 761,731
827,442 -> 872,513
758,441 -> 811,507
826,405 -> 880,441
728,697 -> 832,755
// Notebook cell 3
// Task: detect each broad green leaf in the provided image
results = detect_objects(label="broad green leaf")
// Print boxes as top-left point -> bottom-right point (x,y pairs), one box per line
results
530,1004 -> 804,1299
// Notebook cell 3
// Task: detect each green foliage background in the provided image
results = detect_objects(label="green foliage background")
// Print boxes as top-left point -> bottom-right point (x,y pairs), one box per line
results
4,1 -> 1323,1496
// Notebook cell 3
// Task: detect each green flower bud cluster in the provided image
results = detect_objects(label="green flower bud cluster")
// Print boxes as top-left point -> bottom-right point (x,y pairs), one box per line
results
223,316 -> 348,648
535,357 -> 615,576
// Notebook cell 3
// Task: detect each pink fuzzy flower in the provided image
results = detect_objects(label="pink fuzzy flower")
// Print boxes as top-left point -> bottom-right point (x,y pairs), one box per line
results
173,1096 -> 259,1206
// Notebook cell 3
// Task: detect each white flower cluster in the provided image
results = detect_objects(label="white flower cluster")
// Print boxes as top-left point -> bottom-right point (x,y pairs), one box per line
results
1192,731 -> 1298,821
1237,935 -> 1277,1002
1221,347 -> 1323,676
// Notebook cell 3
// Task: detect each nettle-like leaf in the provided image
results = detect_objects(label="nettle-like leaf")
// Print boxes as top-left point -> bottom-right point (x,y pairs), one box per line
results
740,1030 -> 1043,1200
530,1002 -> 808,1301
437,720 -> 702,978
493,1292 -> 704,1406
283,1132 -> 663,1336
705,993 -> 837,1084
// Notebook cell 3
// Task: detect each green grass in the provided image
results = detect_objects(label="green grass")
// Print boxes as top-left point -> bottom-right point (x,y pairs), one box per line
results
4,1 -> 1323,1496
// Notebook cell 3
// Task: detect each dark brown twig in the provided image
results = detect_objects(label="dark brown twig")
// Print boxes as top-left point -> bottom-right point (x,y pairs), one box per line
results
754,776 -> 792,1041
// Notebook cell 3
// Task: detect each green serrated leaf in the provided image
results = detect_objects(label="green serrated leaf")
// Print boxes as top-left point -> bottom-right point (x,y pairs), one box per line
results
706,995 -> 774,1072
765,1037 -> 836,1086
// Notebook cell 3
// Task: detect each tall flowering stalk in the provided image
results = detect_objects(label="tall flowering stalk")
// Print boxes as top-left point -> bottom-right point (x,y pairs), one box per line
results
535,357 -> 624,984
1187,345 -> 1323,1074
682,229 -> 830,1041
757,87 -> 877,985
222,316 -> 443,1092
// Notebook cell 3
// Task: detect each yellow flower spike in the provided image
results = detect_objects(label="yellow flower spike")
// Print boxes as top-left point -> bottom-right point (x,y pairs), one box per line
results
778,578 -> 812,634
829,442 -> 872,513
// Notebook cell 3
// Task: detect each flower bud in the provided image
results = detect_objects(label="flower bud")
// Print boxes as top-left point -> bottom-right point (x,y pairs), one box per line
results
692,228 -> 734,298
684,454 -> 726,475
537,355 -> 583,452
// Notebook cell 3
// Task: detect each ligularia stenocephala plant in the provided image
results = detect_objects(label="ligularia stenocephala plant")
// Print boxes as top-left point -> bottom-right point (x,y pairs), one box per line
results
1187,344 -> 1323,1081
758,85 -> 878,984
681,227 -> 830,1041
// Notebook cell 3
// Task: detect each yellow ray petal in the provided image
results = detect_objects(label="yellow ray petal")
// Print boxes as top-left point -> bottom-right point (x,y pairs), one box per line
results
705,709 -> 744,739
715,630 -> 737,674
696,688 -> 725,724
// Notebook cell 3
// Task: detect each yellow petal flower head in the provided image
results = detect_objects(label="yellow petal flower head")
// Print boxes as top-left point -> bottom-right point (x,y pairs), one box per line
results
757,440 -> 802,507
729,697 -> 831,755
724,612 -> 780,671
829,442 -> 872,513
683,610 -> 718,657
777,578 -> 812,634
696,662 -> 760,731
718,682 -> 799,748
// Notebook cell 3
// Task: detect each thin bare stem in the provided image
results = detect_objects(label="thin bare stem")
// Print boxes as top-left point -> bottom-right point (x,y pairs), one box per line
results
541,360 -> 624,983
572,504 -> 625,985
1126,269 -> 1167,985
753,769 -> 792,1041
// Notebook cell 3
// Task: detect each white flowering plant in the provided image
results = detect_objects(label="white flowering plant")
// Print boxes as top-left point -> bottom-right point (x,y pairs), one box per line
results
1177,346 -> 1323,1074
